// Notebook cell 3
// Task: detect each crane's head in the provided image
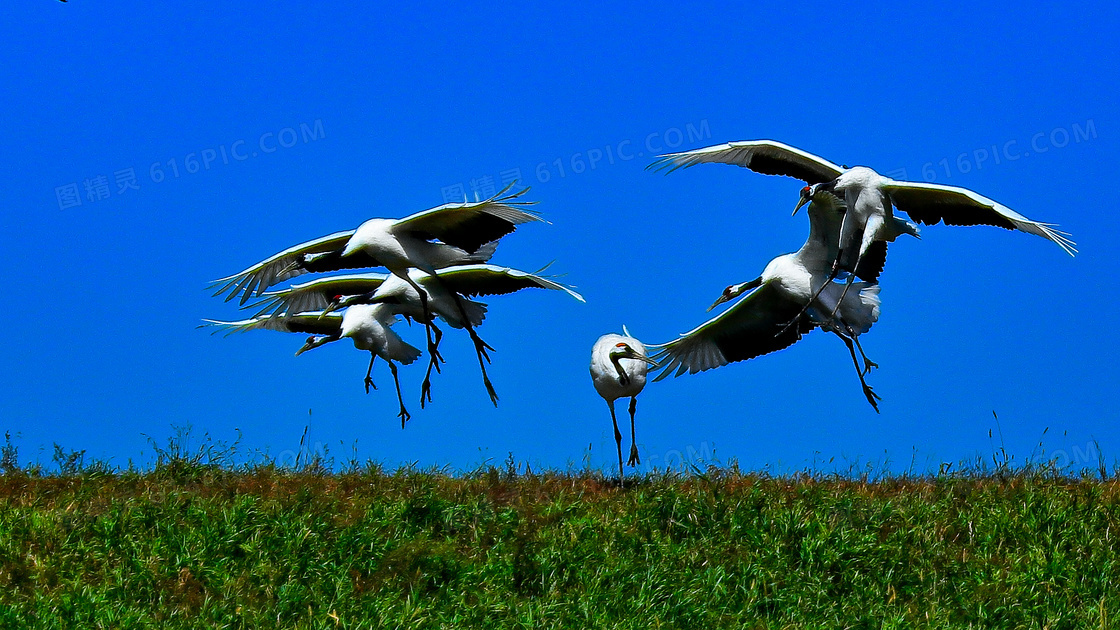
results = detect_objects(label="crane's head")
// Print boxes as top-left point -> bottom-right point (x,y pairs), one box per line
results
708,277 -> 762,311
610,342 -> 659,367
317,294 -> 346,320
793,185 -> 815,216
296,335 -> 332,356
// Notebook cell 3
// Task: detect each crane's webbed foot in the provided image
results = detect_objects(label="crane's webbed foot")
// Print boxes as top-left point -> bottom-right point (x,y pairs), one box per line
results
398,405 -> 411,428
862,357 -> 879,375
364,376 -> 376,394
628,444 -> 641,467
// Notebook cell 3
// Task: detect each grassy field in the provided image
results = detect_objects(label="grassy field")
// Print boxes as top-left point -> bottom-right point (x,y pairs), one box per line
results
1,434 -> 1119,629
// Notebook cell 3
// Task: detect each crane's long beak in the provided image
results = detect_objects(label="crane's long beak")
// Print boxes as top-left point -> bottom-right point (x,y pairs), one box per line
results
318,298 -> 342,320
638,355 -> 659,368
707,277 -> 762,311
793,194 -> 810,216
707,295 -> 732,312
295,336 -> 318,356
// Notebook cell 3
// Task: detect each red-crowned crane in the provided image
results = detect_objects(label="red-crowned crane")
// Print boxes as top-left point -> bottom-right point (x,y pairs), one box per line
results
591,328 -> 658,485
652,196 -> 885,411
204,304 -> 421,426
650,139 -> 1075,318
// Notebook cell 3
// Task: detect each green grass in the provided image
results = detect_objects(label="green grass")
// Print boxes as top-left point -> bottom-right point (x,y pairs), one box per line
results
1,435 -> 1119,628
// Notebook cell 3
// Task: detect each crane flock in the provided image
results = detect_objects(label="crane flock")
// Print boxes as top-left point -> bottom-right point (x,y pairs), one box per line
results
204,140 -> 1075,482
205,185 -> 586,422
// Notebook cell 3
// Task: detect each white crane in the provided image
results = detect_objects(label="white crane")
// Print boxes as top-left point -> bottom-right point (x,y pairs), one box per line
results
590,328 -> 658,483
650,139 -> 1076,297
208,185 -> 544,381
203,304 -> 421,426
652,246 -> 884,411
247,264 -> 585,406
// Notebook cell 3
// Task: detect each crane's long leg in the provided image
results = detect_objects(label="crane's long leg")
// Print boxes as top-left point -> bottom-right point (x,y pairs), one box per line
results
608,400 -> 624,486
388,360 -> 411,428
400,274 -> 444,369
419,321 -> 444,408
450,293 -> 499,406
831,330 -> 881,413
853,335 -> 878,375
829,215 -> 884,321
364,353 -> 377,393
831,318 -> 878,375
827,266 -> 861,321
627,396 -> 640,467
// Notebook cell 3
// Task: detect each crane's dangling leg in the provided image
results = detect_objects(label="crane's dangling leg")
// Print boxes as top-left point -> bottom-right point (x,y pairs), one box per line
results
388,361 -> 411,428
419,321 -> 444,408
450,292 -> 499,406
832,318 -> 878,375
853,335 -> 878,375
627,396 -> 641,467
831,331 -> 881,413
829,214 -> 884,321
364,353 -> 377,393
608,400 -> 624,486
827,266 -> 861,322
401,274 -> 444,369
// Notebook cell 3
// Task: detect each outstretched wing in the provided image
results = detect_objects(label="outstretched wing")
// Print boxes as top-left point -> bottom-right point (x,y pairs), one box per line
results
201,312 -> 343,337
391,185 -> 544,254
433,264 -> 586,302
883,181 -> 1076,256
651,282 -> 815,381
208,231 -> 356,304
648,140 -> 844,184
247,273 -> 391,319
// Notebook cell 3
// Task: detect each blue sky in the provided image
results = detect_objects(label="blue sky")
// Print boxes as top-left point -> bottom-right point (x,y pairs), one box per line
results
2,2 -> 1117,475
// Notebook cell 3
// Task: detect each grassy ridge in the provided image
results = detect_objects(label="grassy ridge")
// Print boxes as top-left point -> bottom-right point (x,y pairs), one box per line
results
1,457 -> 1119,629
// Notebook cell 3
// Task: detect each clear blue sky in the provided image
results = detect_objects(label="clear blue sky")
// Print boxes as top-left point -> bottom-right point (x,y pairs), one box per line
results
3,2 -> 1117,475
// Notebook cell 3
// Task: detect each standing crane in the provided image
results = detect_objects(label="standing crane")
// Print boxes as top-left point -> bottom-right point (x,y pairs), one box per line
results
247,264 -> 585,405
208,185 -> 544,390
203,304 -> 422,426
590,329 -> 658,484
650,139 -> 1076,316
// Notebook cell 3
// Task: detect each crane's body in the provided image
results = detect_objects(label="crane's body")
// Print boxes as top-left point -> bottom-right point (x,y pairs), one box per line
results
590,332 -> 657,483
654,242 -> 883,410
210,186 -> 542,304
